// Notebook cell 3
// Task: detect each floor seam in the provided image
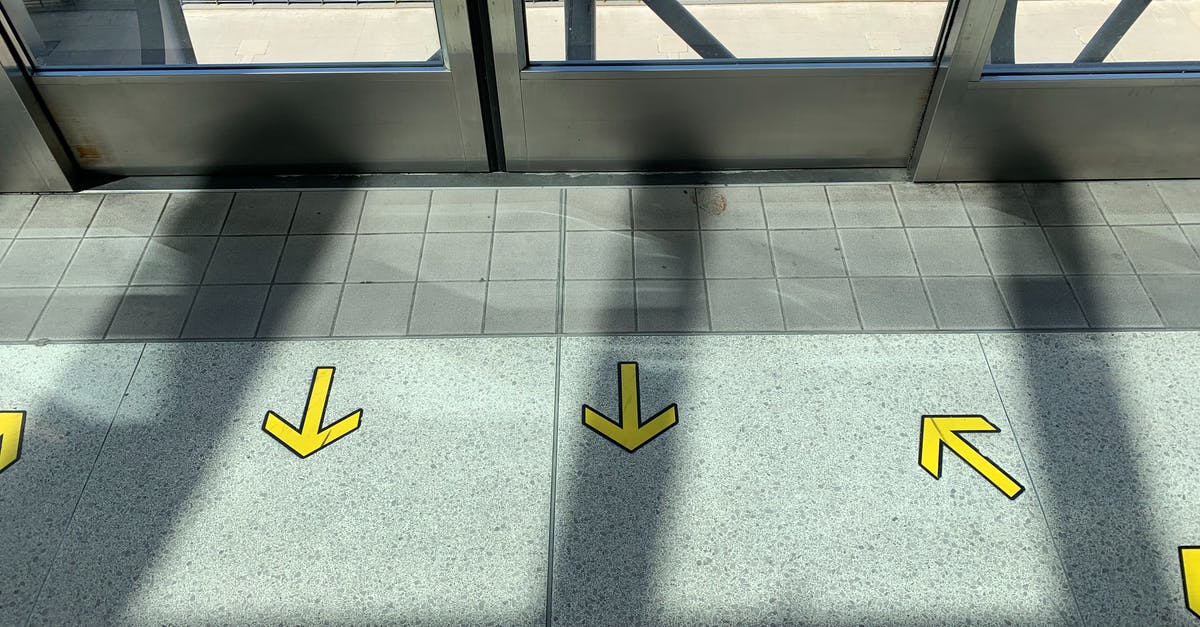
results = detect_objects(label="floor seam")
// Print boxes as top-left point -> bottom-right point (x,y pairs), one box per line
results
22,342 -> 149,627
544,335 -> 562,627
975,333 -> 1088,626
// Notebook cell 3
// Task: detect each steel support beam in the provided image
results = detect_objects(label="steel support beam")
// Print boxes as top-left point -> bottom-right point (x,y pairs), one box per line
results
642,0 -> 733,59
989,0 -> 1016,64
1075,0 -> 1150,63
565,0 -> 595,60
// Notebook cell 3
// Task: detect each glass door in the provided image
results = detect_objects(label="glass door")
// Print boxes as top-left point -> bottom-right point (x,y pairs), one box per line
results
485,0 -> 957,170
0,0 -> 490,174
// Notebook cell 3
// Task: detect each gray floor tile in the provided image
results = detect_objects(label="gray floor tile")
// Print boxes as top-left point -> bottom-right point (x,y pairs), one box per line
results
181,285 -> 269,338
203,236 -> 285,284
0,344 -> 143,626
290,191 -> 365,234
892,183 -> 970,226
346,233 -> 423,282
565,188 -> 632,230
408,281 -> 486,334
979,333 -> 1200,624
958,183 -> 1037,226
496,188 -> 561,231
996,276 -> 1088,328
907,227 -> 990,276
1023,182 -> 1105,225
633,231 -> 703,279
852,277 -> 934,330
154,192 -> 233,236
1112,225 -> 1200,273
0,194 -> 37,238
1088,181 -> 1173,225
565,231 -> 634,279
0,288 -> 53,340
106,286 -> 197,339
706,278 -> 784,331
1156,180 -> 1200,223
490,231 -> 560,280
131,237 -> 217,285
1043,226 -> 1135,274
632,188 -> 699,230
1139,275 -> 1200,326
273,235 -> 355,283
18,195 -> 101,238
760,185 -> 834,229
221,192 -> 298,235
769,229 -> 846,277
553,335 -> 1074,625
257,283 -> 341,337
700,230 -> 774,278
696,187 -> 765,230
976,227 -> 1062,275
924,276 -> 1012,330
30,287 -> 124,340
839,228 -> 918,276
359,190 -> 431,233
0,239 -> 78,287
562,280 -> 635,333
484,280 -> 558,333
60,237 -> 147,287
826,184 -> 902,227
85,193 -> 167,237
427,188 -> 496,232
1066,275 -> 1162,328
333,283 -> 413,336
635,279 -> 709,332
778,277 -> 860,330
418,232 -> 492,281
27,339 -> 552,625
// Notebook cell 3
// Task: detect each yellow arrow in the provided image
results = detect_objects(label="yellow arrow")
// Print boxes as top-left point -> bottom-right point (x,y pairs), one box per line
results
263,367 -> 361,458
0,411 -> 25,474
919,415 -> 1024,499
1183,546 -> 1199,618
583,362 -> 677,453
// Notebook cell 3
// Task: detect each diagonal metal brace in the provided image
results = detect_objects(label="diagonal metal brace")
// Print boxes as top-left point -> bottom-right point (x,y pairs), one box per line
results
642,0 -> 734,59
1075,0 -> 1151,63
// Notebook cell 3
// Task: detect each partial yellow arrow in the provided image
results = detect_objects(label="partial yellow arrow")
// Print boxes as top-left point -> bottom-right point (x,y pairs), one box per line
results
1183,546 -> 1199,619
263,367 -> 361,458
583,362 -> 677,453
0,411 -> 25,474
919,415 -> 1024,499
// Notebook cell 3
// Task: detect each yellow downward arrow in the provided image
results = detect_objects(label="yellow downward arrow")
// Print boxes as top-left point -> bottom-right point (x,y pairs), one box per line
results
919,415 -> 1024,499
263,367 -> 361,458
0,411 -> 25,474
583,362 -> 677,453
1183,547 -> 1199,618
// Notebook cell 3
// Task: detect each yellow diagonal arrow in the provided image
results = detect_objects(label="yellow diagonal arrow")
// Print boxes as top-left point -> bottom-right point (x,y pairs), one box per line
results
919,415 -> 1024,499
1183,546 -> 1199,618
263,367 -> 361,458
0,411 -> 26,474
583,362 -> 677,453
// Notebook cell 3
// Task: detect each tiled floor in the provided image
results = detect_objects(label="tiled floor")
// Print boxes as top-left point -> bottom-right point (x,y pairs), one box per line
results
1,180 -> 1199,342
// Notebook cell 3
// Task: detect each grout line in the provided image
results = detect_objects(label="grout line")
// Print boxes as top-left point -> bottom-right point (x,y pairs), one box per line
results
23,342 -> 149,627
177,204 -> 234,339
100,198 -> 169,340
974,333 -> 1089,626
761,187 -> 787,331
480,189 -> 499,334
556,188 -> 566,334
544,336 -> 562,627
403,191 -> 434,335
328,192 -> 369,336
252,194 -> 302,338
26,235 -> 89,341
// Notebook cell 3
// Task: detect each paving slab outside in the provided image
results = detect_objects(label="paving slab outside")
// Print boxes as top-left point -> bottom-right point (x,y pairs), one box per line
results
1,181 -> 1200,624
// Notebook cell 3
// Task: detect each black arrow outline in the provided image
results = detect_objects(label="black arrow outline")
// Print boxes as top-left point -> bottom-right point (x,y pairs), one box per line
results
919,414 -> 1025,500
0,410 -> 26,474
1182,546 -> 1200,619
582,361 -> 677,454
262,367 -> 362,459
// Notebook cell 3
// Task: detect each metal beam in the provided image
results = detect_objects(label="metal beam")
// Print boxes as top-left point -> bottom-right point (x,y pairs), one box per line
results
642,0 -> 733,59
989,0 -> 1016,64
1075,0 -> 1150,63
565,0 -> 596,61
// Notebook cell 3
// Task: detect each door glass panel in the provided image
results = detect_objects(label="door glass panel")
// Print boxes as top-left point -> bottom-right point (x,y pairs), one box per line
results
985,0 -> 1200,67
0,0 -> 442,67
522,0 -> 950,63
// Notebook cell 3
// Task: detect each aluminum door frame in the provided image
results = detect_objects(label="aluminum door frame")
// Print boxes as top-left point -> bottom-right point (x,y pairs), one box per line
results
3,0 -> 490,182
912,0 -> 1200,181
485,0 -> 947,172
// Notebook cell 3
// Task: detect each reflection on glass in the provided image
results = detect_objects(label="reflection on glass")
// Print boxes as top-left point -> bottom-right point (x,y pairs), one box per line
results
986,0 -> 1200,66
0,0 -> 442,67
523,0 -> 949,62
